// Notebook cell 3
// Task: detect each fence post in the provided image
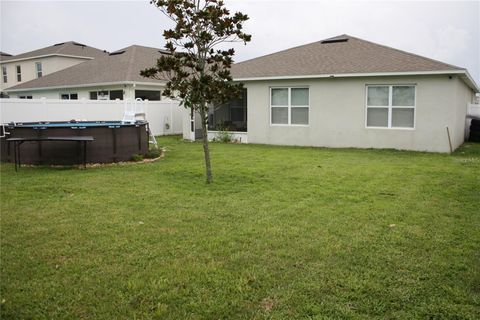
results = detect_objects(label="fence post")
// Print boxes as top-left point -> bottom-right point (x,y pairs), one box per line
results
80,98 -> 86,120
41,97 -> 47,120
170,101 -> 173,134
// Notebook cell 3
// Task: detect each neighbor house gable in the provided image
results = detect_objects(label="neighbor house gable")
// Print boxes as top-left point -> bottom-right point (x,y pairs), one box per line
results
0,41 -> 107,63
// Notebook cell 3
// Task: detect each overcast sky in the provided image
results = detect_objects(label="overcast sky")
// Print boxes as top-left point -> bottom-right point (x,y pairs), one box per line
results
1,0 -> 479,84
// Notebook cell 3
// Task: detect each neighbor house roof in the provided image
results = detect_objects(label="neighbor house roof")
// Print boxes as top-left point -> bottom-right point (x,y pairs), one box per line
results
232,34 -> 478,91
0,41 -> 107,62
6,45 -> 168,92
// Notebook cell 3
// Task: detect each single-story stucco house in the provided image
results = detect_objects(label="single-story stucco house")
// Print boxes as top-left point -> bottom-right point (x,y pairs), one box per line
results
199,34 -> 479,153
3,45 -> 169,101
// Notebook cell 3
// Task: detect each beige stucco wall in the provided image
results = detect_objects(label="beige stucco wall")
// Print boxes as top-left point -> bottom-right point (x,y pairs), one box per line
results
244,75 -> 475,153
1,56 -> 90,92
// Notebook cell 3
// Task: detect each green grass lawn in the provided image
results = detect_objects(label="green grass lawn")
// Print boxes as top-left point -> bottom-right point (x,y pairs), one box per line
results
1,136 -> 479,319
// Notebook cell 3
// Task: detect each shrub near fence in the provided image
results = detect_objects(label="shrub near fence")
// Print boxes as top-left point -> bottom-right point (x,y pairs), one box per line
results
0,98 -> 185,136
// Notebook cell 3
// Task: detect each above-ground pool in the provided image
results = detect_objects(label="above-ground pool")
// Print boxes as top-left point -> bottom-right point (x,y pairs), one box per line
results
1,121 -> 149,165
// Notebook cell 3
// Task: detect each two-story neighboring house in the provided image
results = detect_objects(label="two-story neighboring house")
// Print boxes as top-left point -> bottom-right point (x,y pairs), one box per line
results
0,41 -> 107,97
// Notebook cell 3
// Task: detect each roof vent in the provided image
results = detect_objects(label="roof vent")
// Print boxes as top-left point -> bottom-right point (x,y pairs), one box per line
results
109,50 -> 125,56
53,42 -> 65,46
321,38 -> 348,44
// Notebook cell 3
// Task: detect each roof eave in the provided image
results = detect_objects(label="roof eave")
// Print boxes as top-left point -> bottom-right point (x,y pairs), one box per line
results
462,70 -> 480,93
0,54 -> 97,64
4,80 -> 167,92
234,70 -> 479,92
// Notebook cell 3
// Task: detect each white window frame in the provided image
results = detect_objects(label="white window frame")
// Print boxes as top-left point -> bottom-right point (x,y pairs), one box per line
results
97,90 -> 110,100
1,66 -> 7,83
60,93 -> 78,100
365,85 -> 416,130
16,65 -> 21,82
270,86 -> 310,126
35,62 -> 43,78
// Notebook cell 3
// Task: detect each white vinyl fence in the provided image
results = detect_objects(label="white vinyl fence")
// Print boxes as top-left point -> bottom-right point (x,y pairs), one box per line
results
465,103 -> 480,139
468,103 -> 480,118
0,98 -> 186,135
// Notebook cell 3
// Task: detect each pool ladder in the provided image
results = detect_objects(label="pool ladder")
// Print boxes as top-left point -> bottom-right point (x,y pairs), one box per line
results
134,112 -> 158,149
0,124 -> 8,138
124,99 -> 158,149
146,122 -> 158,149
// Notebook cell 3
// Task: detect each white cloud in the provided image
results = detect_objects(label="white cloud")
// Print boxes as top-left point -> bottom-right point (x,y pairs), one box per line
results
432,25 -> 470,63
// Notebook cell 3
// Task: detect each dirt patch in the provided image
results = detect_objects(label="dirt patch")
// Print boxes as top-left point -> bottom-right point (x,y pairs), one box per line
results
260,297 -> 277,312
16,148 -> 165,169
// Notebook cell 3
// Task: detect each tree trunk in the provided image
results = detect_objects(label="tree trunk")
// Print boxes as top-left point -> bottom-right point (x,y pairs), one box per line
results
199,107 -> 213,184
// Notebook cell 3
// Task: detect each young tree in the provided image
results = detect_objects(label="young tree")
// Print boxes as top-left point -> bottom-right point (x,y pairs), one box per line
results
141,0 -> 251,183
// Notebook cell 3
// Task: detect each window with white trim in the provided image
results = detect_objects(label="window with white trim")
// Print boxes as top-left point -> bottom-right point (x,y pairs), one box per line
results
90,90 -> 109,100
60,93 -> 78,100
16,65 -> 21,82
135,90 -> 161,101
35,62 -> 43,78
89,90 -> 124,100
2,66 -> 7,83
270,87 -> 309,125
366,85 -> 415,128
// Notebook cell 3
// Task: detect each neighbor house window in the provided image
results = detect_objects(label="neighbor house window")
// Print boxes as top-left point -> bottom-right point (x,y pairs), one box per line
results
89,90 -> 123,100
270,87 -> 309,125
366,85 -> 415,128
16,65 -> 21,82
109,90 -> 123,100
18,95 -> 32,99
2,66 -> 7,83
60,93 -> 78,100
35,62 -> 43,78
97,90 -> 109,100
135,90 -> 161,101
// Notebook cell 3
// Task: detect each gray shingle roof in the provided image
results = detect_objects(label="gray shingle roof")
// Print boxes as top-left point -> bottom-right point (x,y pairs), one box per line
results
231,34 -> 463,79
6,45 -> 168,91
0,41 -> 107,62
